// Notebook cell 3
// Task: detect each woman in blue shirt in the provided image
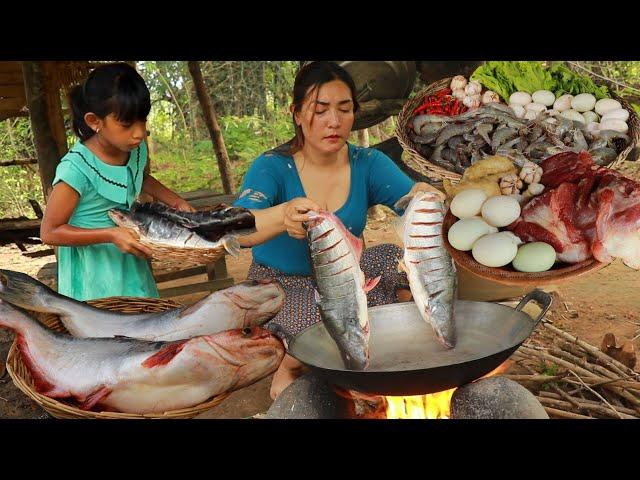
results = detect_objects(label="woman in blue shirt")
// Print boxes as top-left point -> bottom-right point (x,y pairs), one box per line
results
234,61 -> 445,399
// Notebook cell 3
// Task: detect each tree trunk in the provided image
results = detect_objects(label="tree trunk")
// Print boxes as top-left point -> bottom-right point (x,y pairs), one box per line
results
156,62 -> 189,141
187,61 -> 235,194
357,128 -> 369,148
21,61 -> 68,200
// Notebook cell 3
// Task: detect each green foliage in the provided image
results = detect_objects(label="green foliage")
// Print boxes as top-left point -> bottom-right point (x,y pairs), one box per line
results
0,166 -> 44,218
0,118 -> 43,218
150,111 -> 294,193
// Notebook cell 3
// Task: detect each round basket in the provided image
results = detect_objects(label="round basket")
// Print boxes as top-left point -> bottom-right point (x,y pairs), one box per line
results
396,77 -> 460,183
604,91 -> 640,168
396,78 -> 640,183
5,297 -> 230,419
441,209 -> 609,287
143,240 -> 227,272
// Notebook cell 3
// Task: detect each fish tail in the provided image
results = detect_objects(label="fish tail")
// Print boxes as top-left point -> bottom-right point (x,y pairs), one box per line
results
0,269 -> 61,313
221,235 -> 241,258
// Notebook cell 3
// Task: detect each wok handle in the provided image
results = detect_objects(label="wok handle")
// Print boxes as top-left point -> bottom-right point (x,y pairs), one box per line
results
515,289 -> 552,329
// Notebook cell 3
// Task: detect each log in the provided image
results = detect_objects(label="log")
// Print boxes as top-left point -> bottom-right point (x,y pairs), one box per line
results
543,323 -> 640,380
0,158 -> 37,167
538,392 -> 639,417
543,407 -> 593,420
549,347 -> 618,380
22,61 -> 68,199
187,61 -> 235,195
537,396 -> 636,419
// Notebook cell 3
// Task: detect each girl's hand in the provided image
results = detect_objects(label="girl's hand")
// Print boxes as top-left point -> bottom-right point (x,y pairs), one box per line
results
109,227 -> 153,258
283,197 -> 322,240
408,182 -> 447,201
170,198 -> 196,212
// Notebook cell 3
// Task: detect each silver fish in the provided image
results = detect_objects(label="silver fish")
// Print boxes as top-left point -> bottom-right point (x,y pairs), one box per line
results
394,192 -> 457,349
304,211 -> 380,370
0,269 -> 284,340
108,208 -> 241,257
0,300 -> 284,414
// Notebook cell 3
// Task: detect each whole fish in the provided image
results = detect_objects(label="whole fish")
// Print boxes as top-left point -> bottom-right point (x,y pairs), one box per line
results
304,211 -> 380,370
132,202 -> 256,241
108,206 -> 240,257
394,191 -> 457,348
0,300 -> 284,414
0,269 -> 284,340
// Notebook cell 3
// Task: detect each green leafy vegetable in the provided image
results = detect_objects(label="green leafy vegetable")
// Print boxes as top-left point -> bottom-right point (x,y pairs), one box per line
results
547,63 -> 610,100
470,61 -> 610,102
470,61 -> 554,101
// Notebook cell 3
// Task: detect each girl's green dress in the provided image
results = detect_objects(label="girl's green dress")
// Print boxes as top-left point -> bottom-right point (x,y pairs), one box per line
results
52,140 -> 160,301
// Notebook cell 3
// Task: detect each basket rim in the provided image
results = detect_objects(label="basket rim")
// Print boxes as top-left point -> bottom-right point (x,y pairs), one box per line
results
441,209 -> 609,286
395,76 -> 640,183
5,297 -> 232,419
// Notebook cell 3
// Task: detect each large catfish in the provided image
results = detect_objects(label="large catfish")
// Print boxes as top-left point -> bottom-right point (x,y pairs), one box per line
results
395,191 -> 457,348
108,206 -> 241,257
0,269 -> 284,341
305,211 -> 380,370
0,300 -> 284,414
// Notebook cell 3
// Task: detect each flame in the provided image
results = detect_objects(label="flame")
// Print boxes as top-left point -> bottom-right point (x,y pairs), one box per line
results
385,360 -> 513,419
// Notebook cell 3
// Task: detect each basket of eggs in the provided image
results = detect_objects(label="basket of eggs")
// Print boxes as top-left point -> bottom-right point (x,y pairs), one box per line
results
441,155 -> 609,287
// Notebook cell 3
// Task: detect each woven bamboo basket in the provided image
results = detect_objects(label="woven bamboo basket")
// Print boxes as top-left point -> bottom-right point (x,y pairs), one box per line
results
5,297 -> 230,419
441,209 -> 609,287
396,77 -> 460,183
396,78 -> 640,184
143,240 -> 227,272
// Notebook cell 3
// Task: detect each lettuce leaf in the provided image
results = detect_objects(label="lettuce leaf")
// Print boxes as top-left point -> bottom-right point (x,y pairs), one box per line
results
470,61 -> 555,101
548,63 -> 610,100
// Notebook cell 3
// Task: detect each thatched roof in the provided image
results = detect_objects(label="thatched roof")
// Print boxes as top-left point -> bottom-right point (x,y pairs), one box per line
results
0,61 -> 99,121
0,62 -> 26,121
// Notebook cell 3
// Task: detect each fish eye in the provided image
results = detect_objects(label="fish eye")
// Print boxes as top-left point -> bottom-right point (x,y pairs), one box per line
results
242,327 -> 252,336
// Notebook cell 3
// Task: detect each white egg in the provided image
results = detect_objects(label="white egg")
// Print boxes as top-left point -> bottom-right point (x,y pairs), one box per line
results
472,233 -> 519,267
512,242 -> 557,272
447,217 -> 497,251
450,189 -> 488,219
481,195 -> 522,227
601,108 -> 629,122
495,231 -> 524,246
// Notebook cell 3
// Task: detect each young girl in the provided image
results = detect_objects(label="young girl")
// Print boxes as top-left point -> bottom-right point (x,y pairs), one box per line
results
40,62 -> 195,301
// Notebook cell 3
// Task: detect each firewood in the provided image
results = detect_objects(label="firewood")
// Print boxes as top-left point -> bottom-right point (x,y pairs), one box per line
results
543,323 -> 639,380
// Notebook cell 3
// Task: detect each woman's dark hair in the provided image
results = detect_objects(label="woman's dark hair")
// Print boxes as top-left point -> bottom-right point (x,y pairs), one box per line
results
277,61 -> 359,155
68,62 -> 151,141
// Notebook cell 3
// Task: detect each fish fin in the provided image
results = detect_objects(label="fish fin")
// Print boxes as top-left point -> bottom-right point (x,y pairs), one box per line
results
78,386 -> 112,411
113,335 -> 136,340
363,276 -> 381,293
313,289 -> 321,304
397,259 -> 408,274
142,340 -> 189,368
393,193 -> 413,211
221,235 -> 241,258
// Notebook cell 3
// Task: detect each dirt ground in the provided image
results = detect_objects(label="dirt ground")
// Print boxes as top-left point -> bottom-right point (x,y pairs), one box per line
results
1,163 -> 639,418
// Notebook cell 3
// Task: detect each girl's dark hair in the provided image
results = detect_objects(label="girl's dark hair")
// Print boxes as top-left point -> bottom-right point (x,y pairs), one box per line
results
68,62 -> 151,141
277,61 -> 359,155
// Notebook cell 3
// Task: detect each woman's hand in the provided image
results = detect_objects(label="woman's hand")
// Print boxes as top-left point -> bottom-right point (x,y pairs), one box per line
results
408,182 -> 447,201
109,227 -> 154,258
170,198 -> 197,212
283,197 -> 322,240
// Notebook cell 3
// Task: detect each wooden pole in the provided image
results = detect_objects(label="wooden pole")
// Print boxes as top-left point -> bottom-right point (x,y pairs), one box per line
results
21,61 -> 68,201
187,61 -> 235,194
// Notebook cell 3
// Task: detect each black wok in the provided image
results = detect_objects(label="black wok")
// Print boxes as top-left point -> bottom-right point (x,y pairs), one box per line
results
287,290 -> 551,396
